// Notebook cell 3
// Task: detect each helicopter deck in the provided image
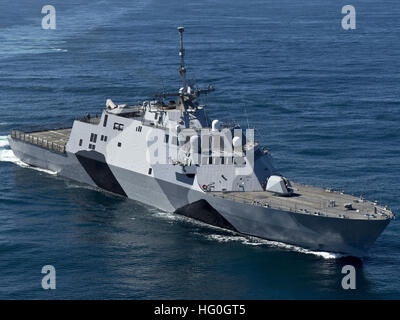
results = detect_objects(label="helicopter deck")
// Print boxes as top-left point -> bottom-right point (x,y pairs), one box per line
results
10,128 -> 72,154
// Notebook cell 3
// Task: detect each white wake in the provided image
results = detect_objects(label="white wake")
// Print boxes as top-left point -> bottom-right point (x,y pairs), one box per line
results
0,135 -> 57,175
152,211 -> 346,259
204,234 -> 345,259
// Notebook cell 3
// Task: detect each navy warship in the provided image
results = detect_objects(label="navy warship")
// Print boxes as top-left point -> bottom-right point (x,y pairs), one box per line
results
8,27 -> 394,256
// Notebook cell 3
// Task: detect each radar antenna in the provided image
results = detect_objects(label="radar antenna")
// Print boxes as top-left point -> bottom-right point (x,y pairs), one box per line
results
154,27 -> 215,108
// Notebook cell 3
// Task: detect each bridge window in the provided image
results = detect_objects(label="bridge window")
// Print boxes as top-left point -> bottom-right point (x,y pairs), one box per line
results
103,114 -> 108,127
90,133 -> 97,143
113,123 -> 124,131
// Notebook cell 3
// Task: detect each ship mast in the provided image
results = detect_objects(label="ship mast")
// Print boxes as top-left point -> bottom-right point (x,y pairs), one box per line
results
178,27 -> 187,92
155,27 -> 214,108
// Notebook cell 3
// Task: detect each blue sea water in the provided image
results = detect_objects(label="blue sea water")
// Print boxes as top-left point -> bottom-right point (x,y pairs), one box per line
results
0,0 -> 399,299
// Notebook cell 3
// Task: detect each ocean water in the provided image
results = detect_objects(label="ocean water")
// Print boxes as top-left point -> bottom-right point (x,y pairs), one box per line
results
0,0 -> 399,299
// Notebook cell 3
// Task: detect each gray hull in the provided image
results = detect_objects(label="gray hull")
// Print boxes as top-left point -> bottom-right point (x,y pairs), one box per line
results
9,137 -> 389,256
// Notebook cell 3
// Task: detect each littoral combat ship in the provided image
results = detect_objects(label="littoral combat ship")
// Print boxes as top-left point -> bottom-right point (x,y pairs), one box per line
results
8,27 -> 394,256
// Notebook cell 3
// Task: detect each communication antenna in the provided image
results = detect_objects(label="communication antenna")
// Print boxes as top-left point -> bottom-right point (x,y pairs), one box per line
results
178,27 -> 187,91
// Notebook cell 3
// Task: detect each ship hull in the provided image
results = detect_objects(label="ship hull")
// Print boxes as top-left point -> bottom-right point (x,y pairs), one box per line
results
9,137 -> 390,256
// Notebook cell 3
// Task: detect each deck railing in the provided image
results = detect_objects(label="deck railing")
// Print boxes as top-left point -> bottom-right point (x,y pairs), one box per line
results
211,190 -> 391,220
10,130 -> 66,154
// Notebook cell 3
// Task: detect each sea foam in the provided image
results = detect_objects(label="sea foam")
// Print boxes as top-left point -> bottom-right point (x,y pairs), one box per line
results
152,211 -> 346,259
0,136 -> 57,175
